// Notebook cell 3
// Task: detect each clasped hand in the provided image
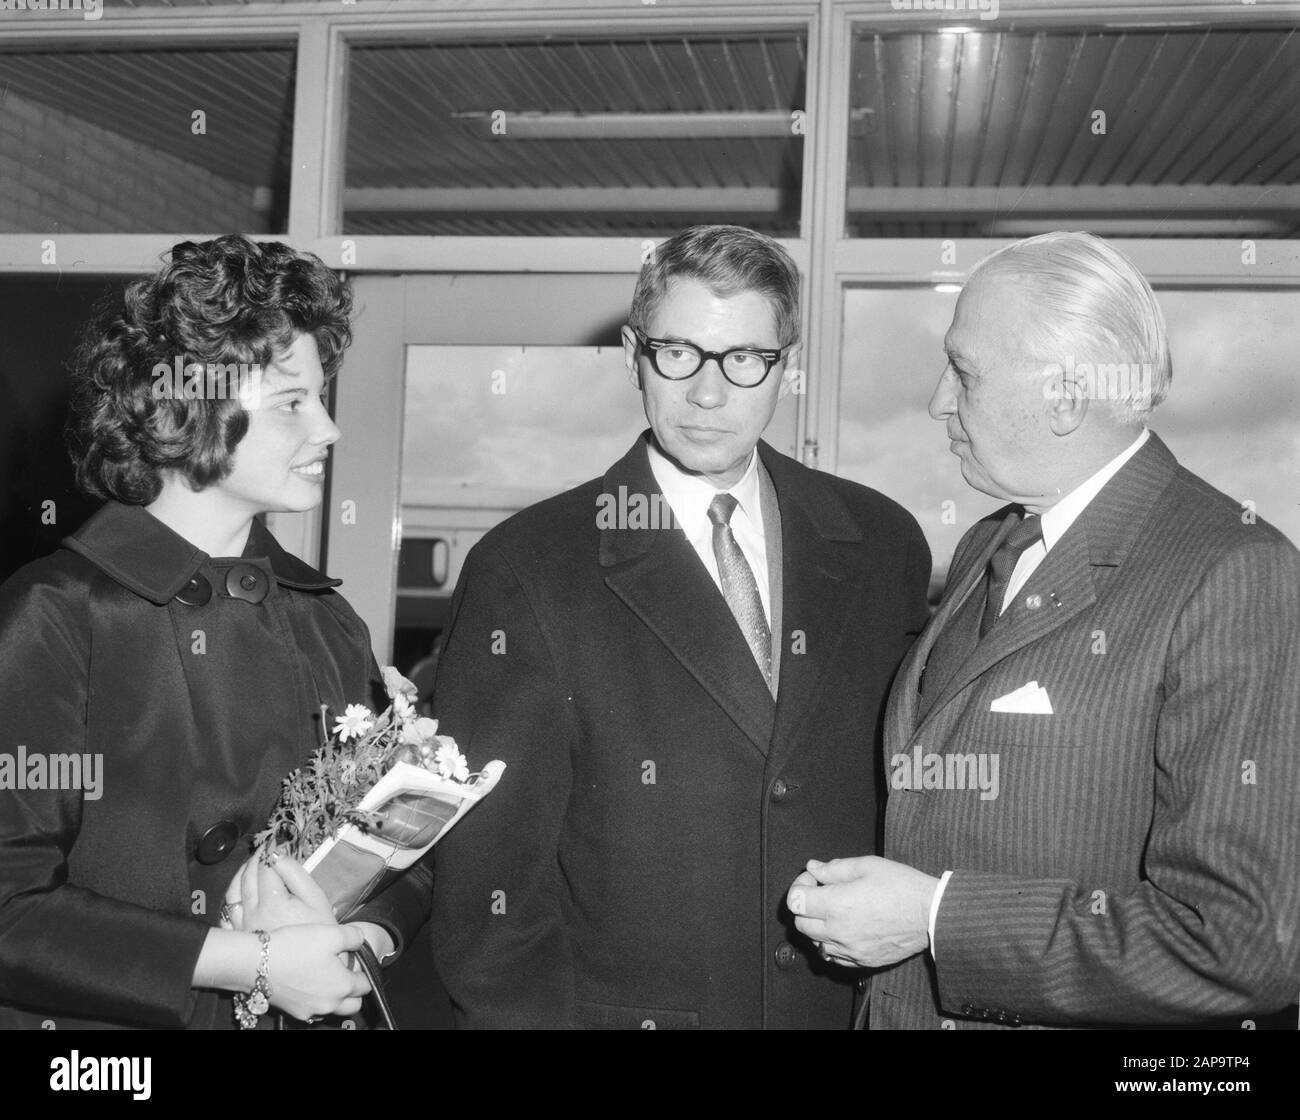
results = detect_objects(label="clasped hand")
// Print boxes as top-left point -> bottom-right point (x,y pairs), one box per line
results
222,851 -> 372,1021
786,855 -> 941,969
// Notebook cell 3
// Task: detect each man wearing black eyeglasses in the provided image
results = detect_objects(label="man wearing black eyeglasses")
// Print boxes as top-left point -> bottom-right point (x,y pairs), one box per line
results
428,224 -> 930,1029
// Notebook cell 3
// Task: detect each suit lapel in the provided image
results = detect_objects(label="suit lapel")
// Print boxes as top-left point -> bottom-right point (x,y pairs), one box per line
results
905,433 -> 1180,746
913,531 -> 1097,741
887,515 -> 1008,750
600,436 -> 776,757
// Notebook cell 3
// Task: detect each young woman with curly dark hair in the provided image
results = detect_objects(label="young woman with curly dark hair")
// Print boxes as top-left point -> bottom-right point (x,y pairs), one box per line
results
0,235 -> 428,1030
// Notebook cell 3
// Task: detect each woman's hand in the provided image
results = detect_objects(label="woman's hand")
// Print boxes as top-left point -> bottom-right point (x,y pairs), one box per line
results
222,850 -> 397,962
224,850 -> 335,932
194,924 -> 372,1022
264,924 -> 371,1021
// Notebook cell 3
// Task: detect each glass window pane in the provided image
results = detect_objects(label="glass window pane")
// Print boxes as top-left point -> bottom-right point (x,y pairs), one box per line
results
846,27 -> 1300,238
402,344 -> 645,505
345,33 -> 807,237
0,45 -> 295,234
838,286 -> 1300,593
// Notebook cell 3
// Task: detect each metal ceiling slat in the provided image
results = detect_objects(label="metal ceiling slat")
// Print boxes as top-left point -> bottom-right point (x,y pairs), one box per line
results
1045,32 -> 1122,187
945,35 -> 990,192
495,42 -> 620,189
714,40 -> 767,189
1021,34 -> 1087,187
1165,33 -> 1290,184
488,42 -> 551,112
780,36 -> 806,188
718,39 -> 750,109
435,44 -> 535,188
1138,32 -> 1251,185
546,41 -> 613,109
1076,32 -> 1163,185
644,40 -> 692,113
602,37 -> 694,192
968,32 -> 1004,187
354,48 -> 511,191
1263,151 -> 1300,186
871,33 -> 895,190
346,50 -> 447,183
1184,31 -> 1299,183
1113,31 -> 1211,185
4,48 -> 292,186
940,34 -> 963,192
577,39 -> 636,115
573,39 -> 621,115
994,32 -> 1044,187
1223,97 -> 1300,184
634,42 -> 702,187
680,39 -> 741,189
491,44 -> 615,190
755,36 -> 786,108
459,44 -> 574,190
912,34 -> 926,188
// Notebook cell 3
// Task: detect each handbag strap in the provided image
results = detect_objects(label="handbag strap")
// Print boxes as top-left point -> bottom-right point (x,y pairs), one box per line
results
355,941 -> 399,1030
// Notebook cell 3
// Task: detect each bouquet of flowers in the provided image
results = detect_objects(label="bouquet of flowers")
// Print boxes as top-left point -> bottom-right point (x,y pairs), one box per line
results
255,666 -> 504,921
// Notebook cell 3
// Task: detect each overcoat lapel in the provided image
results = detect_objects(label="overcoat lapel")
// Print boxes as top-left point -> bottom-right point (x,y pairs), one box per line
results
600,436 -> 776,757
759,443 -> 869,773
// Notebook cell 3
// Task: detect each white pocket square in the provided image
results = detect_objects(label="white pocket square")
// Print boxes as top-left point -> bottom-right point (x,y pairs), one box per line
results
990,680 -> 1054,714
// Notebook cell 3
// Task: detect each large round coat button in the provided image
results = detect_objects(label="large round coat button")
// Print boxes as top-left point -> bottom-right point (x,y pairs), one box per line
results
773,942 -> 797,969
770,778 -> 789,801
195,819 -> 240,864
174,574 -> 212,606
226,563 -> 268,604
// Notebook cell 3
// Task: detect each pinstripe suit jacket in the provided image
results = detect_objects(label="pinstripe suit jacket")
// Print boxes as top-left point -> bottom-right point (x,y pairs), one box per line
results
870,433 -> 1300,1029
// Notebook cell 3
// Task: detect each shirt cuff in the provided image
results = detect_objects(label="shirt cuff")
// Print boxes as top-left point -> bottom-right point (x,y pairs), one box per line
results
928,870 -> 953,955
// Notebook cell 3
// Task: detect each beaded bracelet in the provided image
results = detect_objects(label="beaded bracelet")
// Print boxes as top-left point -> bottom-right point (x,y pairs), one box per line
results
233,929 -> 271,1030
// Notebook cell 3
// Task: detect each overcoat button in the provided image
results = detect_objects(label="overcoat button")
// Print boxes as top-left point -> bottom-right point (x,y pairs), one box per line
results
773,942 -> 797,969
1025,594 -> 1043,610
174,574 -> 212,606
226,563 -> 268,604
195,819 -> 240,864
770,778 -> 789,801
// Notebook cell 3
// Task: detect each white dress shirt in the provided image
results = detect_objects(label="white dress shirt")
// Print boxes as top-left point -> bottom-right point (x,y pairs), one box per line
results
645,438 -> 772,626
928,428 -> 1150,949
996,428 -> 1151,616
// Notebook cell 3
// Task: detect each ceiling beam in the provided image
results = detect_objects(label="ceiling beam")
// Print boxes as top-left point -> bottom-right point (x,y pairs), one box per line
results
344,183 -> 1300,215
450,111 -> 801,140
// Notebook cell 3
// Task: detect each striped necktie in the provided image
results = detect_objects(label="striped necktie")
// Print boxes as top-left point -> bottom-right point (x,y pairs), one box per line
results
979,509 -> 1043,638
708,492 -> 771,681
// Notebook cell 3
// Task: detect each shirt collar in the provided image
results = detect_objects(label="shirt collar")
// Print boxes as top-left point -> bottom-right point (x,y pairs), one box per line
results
645,437 -> 764,538
63,501 -> 340,605
1040,428 -> 1150,550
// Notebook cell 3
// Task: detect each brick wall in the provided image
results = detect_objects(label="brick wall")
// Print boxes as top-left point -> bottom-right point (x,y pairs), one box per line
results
0,90 -> 267,234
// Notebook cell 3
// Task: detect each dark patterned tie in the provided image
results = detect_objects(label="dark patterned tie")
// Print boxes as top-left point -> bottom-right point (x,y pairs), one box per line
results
979,510 -> 1043,639
707,492 -> 771,681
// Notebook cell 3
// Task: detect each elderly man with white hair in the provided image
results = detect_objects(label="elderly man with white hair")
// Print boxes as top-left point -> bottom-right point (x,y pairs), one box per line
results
788,231 -> 1300,1030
